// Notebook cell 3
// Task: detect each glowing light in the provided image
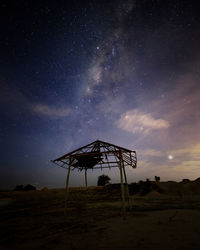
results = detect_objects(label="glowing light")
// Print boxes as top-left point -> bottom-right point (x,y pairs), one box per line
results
86,87 -> 91,93
168,155 -> 174,160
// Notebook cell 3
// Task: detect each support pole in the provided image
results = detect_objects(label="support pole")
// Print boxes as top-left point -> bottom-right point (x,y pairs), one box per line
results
119,150 -> 126,219
64,158 -> 71,217
122,164 -> 131,210
85,168 -> 88,188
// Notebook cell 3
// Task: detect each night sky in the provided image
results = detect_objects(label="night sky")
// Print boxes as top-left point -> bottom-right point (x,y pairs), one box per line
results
1,0 -> 200,189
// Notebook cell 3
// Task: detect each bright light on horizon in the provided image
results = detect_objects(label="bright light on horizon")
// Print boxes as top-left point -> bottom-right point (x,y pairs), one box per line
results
168,155 -> 174,160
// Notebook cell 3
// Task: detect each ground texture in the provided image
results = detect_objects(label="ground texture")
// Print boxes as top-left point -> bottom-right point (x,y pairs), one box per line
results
1,185 -> 200,250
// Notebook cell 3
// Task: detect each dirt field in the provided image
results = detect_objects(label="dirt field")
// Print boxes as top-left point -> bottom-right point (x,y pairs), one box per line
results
1,186 -> 200,250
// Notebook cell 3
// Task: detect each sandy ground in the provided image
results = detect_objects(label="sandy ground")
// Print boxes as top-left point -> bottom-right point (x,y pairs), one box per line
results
0,187 -> 200,250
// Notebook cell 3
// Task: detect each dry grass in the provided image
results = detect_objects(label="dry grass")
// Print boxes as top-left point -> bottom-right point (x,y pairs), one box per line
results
1,185 -> 200,250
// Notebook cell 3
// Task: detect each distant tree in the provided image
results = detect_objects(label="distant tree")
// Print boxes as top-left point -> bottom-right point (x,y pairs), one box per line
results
14,185 -> 24,191
14,184 -> 36,191
195,177 -> 200,182
97,174 -> 111,186
155,176 -> 160,182
24,184 -> 36,191
181,179 -> 190,184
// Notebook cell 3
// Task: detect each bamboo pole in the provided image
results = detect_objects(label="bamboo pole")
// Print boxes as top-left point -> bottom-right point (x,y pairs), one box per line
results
85,168 -> 88,188
119,150 -> 126,219
122,163 -> 131,210
64,159 -> 71,217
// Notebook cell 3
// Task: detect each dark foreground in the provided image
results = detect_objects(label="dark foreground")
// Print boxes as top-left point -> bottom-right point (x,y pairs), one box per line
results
1,186 -> 200,250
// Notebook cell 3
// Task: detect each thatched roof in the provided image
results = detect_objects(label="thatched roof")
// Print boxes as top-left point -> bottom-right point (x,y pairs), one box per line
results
52,140 -> 137,171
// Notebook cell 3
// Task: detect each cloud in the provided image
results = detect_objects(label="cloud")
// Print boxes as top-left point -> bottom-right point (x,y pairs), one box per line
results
142,149 -> 163,157
136,160 -> 199,181
116,109 -> 170,134
0,85 -> 71,120
138,72 -> 200,148
134,142 -> 200,181
33,104 -> 70,118
169,144 -> 200,160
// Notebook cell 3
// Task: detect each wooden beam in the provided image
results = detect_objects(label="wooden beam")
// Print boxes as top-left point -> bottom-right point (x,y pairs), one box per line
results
119,150 -> 126,219
68,150 -> 120,158
122,163 -> 131,210
54,141 -> 96,161
85,169 -> 88,188
98,139 -> 134,153
64,159 -> 71,217
53,139 -> 136,162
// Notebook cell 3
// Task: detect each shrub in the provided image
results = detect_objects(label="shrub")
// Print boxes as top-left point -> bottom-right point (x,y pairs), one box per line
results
155,176 -> 160,182
97,174 -> 111,186
24,184 -> 36,191
14,185 -> 24,191
14,184 -> 36,191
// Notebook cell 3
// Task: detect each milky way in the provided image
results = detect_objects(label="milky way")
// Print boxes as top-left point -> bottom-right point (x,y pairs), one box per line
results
0,0 -> 200,189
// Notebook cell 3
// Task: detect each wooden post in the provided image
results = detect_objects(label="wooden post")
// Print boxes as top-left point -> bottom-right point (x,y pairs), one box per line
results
64,158 -> 71,217
85,168 -> 88,188
119,150 -> 126,219
122,164 -> 131,210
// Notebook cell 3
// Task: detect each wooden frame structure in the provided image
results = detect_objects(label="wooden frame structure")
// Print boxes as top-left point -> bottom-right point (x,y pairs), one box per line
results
52,140 -> 137,217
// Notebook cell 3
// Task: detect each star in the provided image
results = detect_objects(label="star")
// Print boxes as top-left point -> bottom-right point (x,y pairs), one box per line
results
168,155 -> 174,160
